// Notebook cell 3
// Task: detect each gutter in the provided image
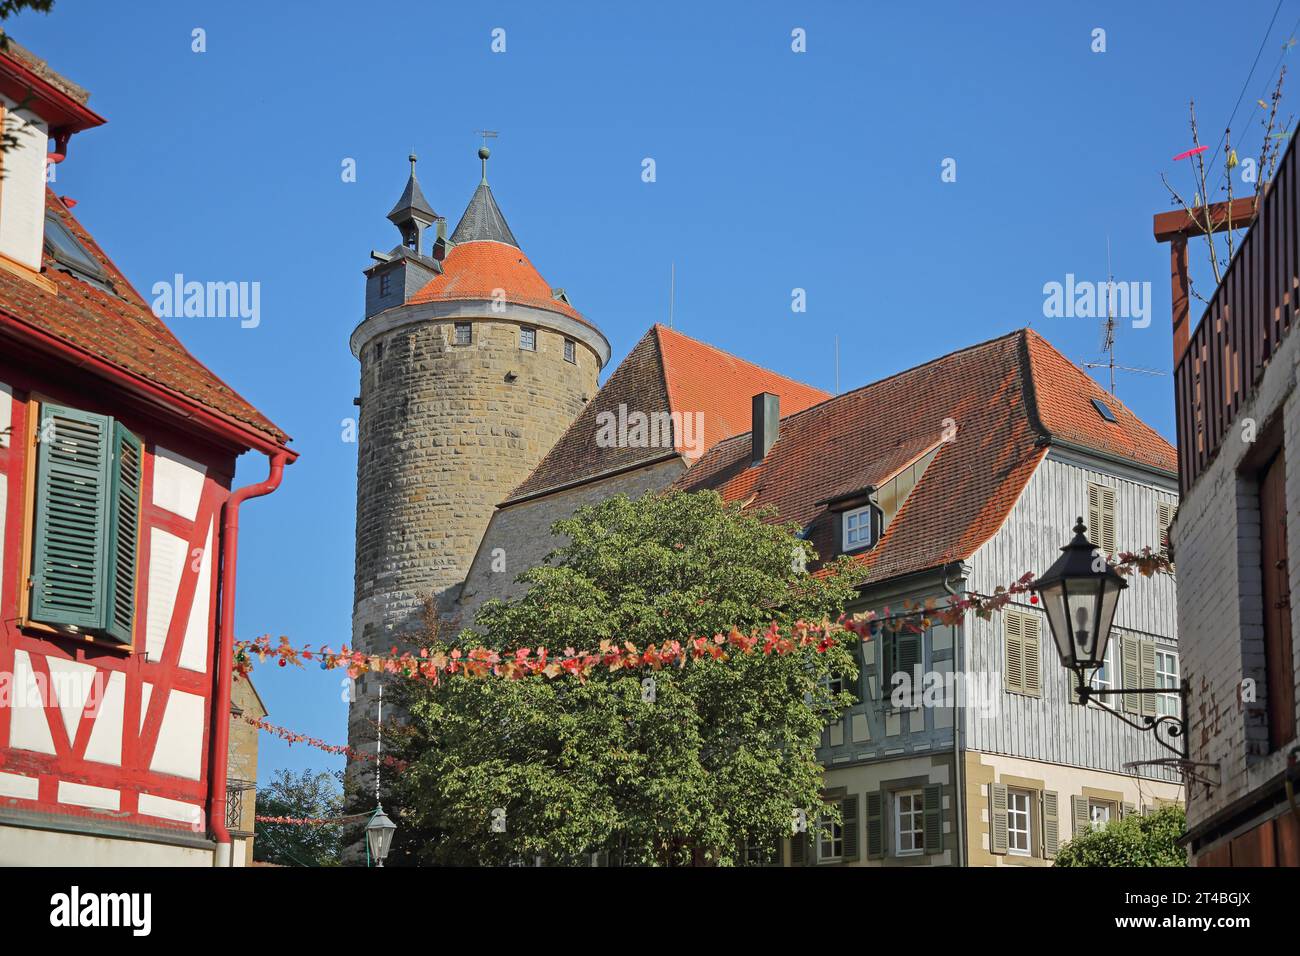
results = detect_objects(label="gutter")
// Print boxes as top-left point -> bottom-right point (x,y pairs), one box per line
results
0,312 -> 297,462
207,451 -> 288,866
942,560 -> 968,868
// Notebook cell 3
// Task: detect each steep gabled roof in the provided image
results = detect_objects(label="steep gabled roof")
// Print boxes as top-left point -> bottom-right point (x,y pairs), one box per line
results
0,191 -> 291,448
675,329 -> 1175,586
506,324 -> 831,502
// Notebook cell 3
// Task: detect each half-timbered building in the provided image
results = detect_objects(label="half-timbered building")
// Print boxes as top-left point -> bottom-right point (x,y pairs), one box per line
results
0,42 -> 295,866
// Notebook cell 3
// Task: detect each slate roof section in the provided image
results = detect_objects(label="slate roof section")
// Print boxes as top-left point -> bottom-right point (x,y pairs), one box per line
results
0,191 -> 290,446
675,329 -> 1175,586
507,324 -> 831,502
386,165 -> 437,224
450,182 -> 518,247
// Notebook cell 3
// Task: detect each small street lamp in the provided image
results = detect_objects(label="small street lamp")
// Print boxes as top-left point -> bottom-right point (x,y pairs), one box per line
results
366,806 -> 396,867
1032,517 -> 1192,765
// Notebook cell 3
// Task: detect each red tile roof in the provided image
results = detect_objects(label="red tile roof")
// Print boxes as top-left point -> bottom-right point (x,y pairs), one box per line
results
408,239 -> 592,327
675,329 -> 1175,586
0,191 -> 290,448
655,325 -> 831,460
507,324 -> 831,501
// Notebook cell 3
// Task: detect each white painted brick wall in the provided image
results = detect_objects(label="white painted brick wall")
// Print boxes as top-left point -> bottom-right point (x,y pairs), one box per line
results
1175,324 -> 1300,828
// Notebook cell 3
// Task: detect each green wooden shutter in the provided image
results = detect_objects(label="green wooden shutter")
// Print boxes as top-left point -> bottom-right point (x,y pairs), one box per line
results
923,783 -> 943,855
790,831 -> 807,867
897,631 -> 921,693
990,783 -> 1008,854
1120,635 -> 1140,714
30,405 -> 113,630
865,790 -> 885,859
103,422 -> 142,644
1005,614 -> 1024,692
1042,791 -> 1060,859
1071,794 -> 1090,837
1139,641 -> 1157,716
1022,615 -> 1041,697
841,794 -> 860,861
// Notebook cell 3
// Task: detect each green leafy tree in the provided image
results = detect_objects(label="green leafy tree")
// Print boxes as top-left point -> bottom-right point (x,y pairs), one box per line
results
390,489 -> 861,866
254,769 -> 345,867
1053,804 -> 1188,867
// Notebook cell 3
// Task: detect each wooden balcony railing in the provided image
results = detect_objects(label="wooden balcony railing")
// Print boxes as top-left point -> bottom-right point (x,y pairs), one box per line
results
1173,134 -> 1300,493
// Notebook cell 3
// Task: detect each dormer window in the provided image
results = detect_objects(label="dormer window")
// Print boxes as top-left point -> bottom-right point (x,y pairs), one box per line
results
843,505 -> 875,550
379,272 -> 392,297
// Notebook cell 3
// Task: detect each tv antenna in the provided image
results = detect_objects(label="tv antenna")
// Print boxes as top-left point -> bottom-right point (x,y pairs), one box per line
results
1077,237 -> 1166,395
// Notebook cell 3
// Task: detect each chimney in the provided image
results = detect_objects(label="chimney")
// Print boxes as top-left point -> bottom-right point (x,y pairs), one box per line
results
751,392 -> 779,463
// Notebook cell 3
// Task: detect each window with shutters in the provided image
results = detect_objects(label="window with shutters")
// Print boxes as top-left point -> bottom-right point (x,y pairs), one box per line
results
895,789 -> 924,856
816,815 -> 843,862
24,402 -> 142,646
1087,482 -> 1117,556
1088,800 -> 1114,831
1118,633 -> 1158,717
1007,789 -> 1032,856
1003,610 -> 1041,696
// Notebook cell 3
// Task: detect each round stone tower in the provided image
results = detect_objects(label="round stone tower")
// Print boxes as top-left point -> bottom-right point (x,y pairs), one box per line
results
345,149 -> 609,812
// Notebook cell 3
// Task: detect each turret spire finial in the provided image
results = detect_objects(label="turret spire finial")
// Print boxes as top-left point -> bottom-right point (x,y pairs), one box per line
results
475,129 -> 498,184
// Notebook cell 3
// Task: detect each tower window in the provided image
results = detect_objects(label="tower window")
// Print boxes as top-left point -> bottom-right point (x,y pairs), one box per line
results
454,322 -> 472,346
379,272 -> 392,297
564,338 -> 576,363
520,327 -> 536,351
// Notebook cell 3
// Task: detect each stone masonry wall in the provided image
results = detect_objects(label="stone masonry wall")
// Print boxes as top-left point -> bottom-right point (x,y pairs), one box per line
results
346,311 -> 599,836
457,457 -> 685,628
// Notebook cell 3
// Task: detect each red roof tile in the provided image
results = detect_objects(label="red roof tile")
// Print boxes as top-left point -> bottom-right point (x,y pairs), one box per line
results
0,191 -> 290,448
507,325 -> 831,501
408,239 -> 592,327
675,329 -> 1174,586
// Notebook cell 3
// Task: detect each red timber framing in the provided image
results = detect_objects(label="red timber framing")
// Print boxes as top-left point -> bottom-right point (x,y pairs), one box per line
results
1154,133 -> 1300,493
0,357 -> 235,837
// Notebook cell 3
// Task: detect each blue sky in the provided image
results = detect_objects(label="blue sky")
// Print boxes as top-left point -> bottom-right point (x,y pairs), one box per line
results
15,0 -> 1295,781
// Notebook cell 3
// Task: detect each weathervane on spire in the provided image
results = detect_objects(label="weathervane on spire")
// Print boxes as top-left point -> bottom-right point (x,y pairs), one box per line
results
475,129 -> 498,183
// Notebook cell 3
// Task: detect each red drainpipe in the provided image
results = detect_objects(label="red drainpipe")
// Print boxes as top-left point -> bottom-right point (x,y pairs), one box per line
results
208,450 -> 288,864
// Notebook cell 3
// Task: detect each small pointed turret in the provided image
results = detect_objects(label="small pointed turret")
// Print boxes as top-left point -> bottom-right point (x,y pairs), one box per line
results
450,146 -> 518,247
387,152 -> 437,254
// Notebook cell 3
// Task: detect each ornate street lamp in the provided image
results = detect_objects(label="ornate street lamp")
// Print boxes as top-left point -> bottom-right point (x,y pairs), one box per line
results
366,806 -> 396,867
1032,517 -> 1127,683
1032,517 -> 1191,764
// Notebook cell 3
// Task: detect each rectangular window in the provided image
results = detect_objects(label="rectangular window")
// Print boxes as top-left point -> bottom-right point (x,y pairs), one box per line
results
379,272 -> 391,297
564,338 -> 576,363
520,326 -> 537,351
1086,639 -> 1114,693
1007,790 -> 1032,856
817,816 -> 843,862
842,505 -> 873,550
895,790 -> 925,855
1088,800 -> 1113,831
454,322 -> 472,346
1155,648 -> 1180,717
1087,483 -> 1117,556
26,403 -> 142,645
